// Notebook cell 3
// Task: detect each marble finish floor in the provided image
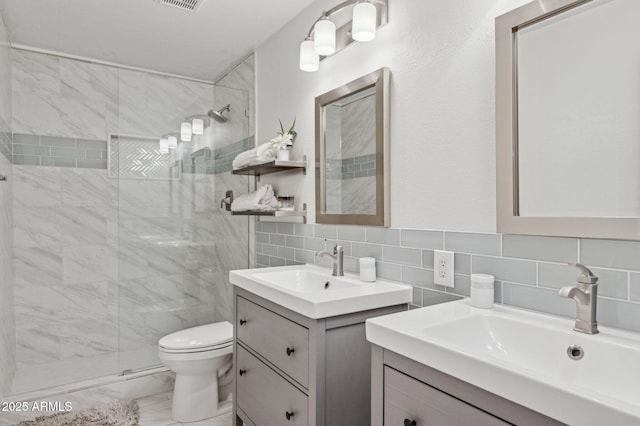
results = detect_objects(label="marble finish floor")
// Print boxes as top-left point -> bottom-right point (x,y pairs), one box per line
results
138,392 -> 232,426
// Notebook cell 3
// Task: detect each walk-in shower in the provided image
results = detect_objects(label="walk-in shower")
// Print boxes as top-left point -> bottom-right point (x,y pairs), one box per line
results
6,49 -> 252,395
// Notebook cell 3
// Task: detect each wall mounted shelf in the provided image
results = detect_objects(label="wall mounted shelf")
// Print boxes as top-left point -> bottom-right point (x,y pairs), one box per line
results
231,155 -> 307,178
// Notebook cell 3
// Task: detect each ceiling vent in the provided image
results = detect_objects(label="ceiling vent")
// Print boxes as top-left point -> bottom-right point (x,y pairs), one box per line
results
154,0 -> 204,13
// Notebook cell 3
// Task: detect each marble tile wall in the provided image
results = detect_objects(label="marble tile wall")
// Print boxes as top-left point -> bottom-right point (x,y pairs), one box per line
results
0,7 -> 14,400
256,223 -> 640,334
9,49 -> 229,393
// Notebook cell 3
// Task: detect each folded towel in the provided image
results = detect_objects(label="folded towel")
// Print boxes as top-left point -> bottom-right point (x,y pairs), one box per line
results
232,143 -> 278,170
231,184 -> 279,212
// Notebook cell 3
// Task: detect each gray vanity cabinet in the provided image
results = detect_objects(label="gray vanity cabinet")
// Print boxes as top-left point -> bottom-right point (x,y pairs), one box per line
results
371,346 -> 565,426
233,287 -> 407,426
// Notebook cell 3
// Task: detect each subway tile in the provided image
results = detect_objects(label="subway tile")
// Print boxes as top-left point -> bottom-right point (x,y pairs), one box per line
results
336,240 -> 352,257
314,224 -> 337,239
598,299 -> 640,333
502,282 -> 574,318
41,136 -> 76,147
270,257 -> 286,267
76,139 -> 107,150
13,133 -> 40,145
269,234 -> 285,245
375,261 -> 402,282
422,250 -> 435,269
277,223 -> 294,235
260,222 -> 278,233
13,144 -> 50,156
305,237 -> 325,252
366,227 -> 400,245
631,273 -> 640,302
41,157 -> 77,168
539,262 -> 628,299
257,254 -> 270,266
447,274 -> 471,298
494,281 -> 503,303
262,244 -> 278,256
402,266 -> 443,291
294,223 -> 314,237
286,259 -> 304,266
337,225 -> 366,242
256,232 -> 269,243
472,255 -> 537,285
412,287 -> 423,307
454,253 -> 471,274
51,147 -> 86,158
383,246 -> 422,267
352,242 -> 383,259
401,229 -> 443,250
422,289 -> 462,306
445,232 -> 501,256
278,246 -> 295,260
295,249 -> 315,264
343,256 -> 358,274
503,234 -> 577,263
256,222 -> 265,233
12,155 -> 40,166
581,239 -> 640,271
85,150 -> 107,160
77,159 -> 107,169
256,243 -> 264,254
285,235 -> 304,249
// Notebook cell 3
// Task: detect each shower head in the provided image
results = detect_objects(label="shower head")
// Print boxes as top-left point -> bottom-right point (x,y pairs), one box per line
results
207,104 -> 231,123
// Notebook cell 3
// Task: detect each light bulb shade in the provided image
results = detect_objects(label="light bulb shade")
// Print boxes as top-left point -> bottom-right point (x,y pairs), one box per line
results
167,135 -> 178,149
314,19 -> 336,56
191,118 -> 204,135
352,2 -> 377,42
159,138 -> 169,154
299,39 -> 319,72
180,121 -> 192,142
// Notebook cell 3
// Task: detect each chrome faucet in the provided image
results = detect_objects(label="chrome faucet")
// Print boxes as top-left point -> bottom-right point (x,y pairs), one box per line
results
315,239 -> 344,277
559,262 -> 599,334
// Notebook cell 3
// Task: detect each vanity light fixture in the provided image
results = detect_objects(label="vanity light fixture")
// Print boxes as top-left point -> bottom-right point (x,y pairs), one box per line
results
314,16 -> 336,56
191,118 -> 204,135
299,0 -> 388,72
167,135 -> 178,149
159,137 -> 169,154
300,37 -> 320,72
180,121 -> 192,142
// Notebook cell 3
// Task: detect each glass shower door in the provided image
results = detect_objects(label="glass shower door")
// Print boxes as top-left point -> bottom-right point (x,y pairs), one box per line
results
115,72 -> 250,373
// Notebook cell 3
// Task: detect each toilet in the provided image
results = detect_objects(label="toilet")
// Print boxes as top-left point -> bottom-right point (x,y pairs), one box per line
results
158,321 -> 234,423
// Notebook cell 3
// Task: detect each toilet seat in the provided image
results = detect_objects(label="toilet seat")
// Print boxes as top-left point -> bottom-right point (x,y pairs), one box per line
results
159,321 -> 233,353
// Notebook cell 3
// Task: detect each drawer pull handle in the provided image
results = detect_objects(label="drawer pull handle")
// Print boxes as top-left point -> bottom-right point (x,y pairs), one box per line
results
285,411 -> 295,421
286,347 -> 295,356
239,369 -> 246,376
239,319 -> 247,326
403,419 -> 417,426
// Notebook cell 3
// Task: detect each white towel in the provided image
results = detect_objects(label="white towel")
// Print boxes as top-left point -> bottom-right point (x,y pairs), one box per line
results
232,143 -> 278,170
231,184 -> 279,212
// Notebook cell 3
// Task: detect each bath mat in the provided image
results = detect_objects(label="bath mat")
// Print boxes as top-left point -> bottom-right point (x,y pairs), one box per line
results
16,400 -> 139,426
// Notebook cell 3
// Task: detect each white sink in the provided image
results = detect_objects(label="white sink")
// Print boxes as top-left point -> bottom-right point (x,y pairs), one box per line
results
230,264 -> 411,319
366,299 -> 640,425
252,269 -> 360,293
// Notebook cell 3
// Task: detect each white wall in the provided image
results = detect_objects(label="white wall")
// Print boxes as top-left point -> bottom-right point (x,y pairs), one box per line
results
256,0 -> 530,231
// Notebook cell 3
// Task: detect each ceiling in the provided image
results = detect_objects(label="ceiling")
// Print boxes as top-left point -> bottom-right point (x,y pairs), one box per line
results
0,0 -> 315,81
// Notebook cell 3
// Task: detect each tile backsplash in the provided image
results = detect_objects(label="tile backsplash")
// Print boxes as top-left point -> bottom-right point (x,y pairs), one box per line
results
256,223 -> 640,333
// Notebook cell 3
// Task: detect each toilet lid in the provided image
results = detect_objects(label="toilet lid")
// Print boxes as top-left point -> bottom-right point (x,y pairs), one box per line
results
159,321 -> 233,351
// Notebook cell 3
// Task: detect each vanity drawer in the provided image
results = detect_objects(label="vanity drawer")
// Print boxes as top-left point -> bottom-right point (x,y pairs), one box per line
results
236,296 -> 309,388
236,345 -> 308,426
384,367 -> 510,426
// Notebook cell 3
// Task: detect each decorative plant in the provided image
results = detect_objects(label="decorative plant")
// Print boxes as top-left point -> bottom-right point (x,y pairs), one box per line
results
270,118 -> 297,150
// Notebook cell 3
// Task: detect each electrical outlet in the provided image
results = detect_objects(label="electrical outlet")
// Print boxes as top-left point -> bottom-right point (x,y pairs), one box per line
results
434,250 -> 454,287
